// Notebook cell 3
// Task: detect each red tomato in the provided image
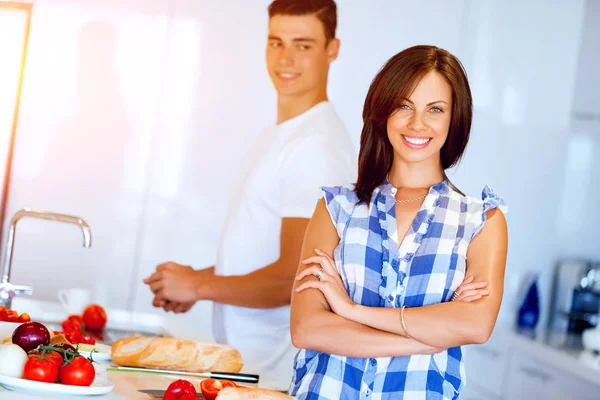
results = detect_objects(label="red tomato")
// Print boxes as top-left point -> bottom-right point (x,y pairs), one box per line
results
42,351 -> 64,369
82,304 -> 107,330
65,330 -> 82,344
79,335 -> 96,345
62,314 -> 83,333
66,314 -> 83,325
62,321 -> 81,334
163,379 -> 197,400
200,379 -> 237,400
23,356 -> 59,383
59,356 -> 95,386
5,310 -> 19,322
18,312 -> 31,322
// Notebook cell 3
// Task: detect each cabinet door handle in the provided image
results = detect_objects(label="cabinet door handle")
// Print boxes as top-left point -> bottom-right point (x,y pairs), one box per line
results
519,366 -> 552,383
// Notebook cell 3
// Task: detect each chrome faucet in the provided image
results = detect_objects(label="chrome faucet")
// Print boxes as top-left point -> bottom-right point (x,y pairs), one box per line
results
0,208 -> 92,309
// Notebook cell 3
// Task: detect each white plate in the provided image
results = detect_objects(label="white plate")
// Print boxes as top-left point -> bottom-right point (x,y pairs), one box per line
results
0,374 -> 114,396
78,342 -> 112,362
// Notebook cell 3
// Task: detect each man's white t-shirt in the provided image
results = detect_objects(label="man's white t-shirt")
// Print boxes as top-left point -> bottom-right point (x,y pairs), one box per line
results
213,101 -> 356,390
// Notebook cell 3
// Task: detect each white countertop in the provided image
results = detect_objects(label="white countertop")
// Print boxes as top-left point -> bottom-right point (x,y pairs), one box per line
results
485,325 -> 600,385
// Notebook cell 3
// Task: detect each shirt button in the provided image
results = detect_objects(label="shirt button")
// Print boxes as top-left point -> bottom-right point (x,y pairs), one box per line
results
370,358 -> 377,367
365,388 -> 371,396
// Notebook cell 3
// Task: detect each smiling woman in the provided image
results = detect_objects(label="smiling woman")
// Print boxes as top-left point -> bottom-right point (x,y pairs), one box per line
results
289,45 -> 508,399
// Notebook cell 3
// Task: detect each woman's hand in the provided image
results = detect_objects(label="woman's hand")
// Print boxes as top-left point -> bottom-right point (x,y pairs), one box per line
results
451,275 -> 490,302
295,248 -> 355,318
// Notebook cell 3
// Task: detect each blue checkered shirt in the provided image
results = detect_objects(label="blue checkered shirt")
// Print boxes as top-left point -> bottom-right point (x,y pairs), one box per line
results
289,179 -> 507,400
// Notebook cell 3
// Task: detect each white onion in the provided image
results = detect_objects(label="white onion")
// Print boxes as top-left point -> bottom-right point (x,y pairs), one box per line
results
0,343 -> 28,378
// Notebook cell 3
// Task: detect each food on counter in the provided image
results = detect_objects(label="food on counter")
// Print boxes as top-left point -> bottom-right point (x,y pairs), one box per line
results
76,343 -> 101,353
57,314 -> 96,345
0,343 -> 28,378
62,314 -> 83,332
200,378 -> 237,400
164,379 -> 198,400
54,305 -> 106,345
216,387 -> 296,399
23,353 -> 60,383
0,306 -> 31,323
49,333 -> 73,347
38,350 -> 65,368
12,322 -> 51,353
0,336 -> 97,387
51,341 -> 76,352
58,355 -> 95,386
111,336 -> 243,373
19,344 -> 95,386
82,304 -> 107,330
53,328 -> 96,345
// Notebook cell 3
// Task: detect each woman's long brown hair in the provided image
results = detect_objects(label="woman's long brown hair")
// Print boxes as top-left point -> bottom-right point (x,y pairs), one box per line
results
354,45 -> 473,203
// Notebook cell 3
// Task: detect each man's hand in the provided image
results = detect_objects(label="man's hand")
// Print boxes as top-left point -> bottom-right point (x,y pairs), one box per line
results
143,262 -> 213,312
161,300 -> 195,313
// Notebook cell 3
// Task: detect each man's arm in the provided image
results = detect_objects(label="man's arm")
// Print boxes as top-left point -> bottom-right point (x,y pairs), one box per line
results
196,217 -> 310,308
146,217 -> 309,309
290,199 -> 443,358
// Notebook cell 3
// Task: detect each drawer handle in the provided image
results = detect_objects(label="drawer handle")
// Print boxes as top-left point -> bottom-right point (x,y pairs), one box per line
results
519,366 -> 552,382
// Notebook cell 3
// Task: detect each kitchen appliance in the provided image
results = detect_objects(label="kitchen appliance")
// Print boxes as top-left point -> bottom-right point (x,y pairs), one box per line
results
549,259 -> 600,340
580,324 -> 600,371
517,274 -> 540,337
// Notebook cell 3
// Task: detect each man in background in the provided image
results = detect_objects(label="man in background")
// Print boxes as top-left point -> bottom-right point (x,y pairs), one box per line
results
144,0 -> 355,389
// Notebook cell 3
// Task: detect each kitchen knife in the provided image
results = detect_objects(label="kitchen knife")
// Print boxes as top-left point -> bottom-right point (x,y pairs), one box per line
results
107,366 -> 259,383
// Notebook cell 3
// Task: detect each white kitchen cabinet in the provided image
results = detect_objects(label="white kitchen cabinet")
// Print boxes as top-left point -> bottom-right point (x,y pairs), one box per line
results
463,327 -> 600,400
504,354 -> 555,399
504,354 -> 599,400
462,343 -> 508,398
460,384 -> 501,400
571,0 -> 600,123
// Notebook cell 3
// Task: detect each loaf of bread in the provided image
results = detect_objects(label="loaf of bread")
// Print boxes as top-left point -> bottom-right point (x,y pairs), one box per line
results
216,387 -> 296,399
111,336 -> 243,373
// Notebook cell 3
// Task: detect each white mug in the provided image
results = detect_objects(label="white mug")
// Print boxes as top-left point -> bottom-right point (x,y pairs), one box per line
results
57,288 -> 91,315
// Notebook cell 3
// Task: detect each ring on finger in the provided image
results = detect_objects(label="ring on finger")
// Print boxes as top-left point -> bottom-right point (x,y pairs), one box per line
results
316,267 -> 325,281
451,291 -> 460,301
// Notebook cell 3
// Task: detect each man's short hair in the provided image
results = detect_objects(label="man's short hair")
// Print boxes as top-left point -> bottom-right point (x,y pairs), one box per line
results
268,0 -> 337,43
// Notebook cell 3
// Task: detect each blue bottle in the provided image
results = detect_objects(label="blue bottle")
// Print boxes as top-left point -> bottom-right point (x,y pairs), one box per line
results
517,274 -> 540,337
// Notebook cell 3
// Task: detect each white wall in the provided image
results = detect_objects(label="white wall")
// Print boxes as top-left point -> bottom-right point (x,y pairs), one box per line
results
450,0 -> 589,327
2,0 -> 171,310
1,0 -> 597,341
0,5 -> 29,228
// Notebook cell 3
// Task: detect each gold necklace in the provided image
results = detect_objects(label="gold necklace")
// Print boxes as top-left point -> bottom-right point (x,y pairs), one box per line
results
395,193 -> 427,203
